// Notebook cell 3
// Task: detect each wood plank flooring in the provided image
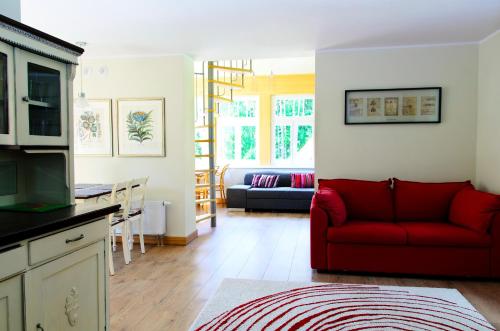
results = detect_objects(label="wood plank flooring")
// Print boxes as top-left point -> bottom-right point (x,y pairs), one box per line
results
110,208 -> 500,330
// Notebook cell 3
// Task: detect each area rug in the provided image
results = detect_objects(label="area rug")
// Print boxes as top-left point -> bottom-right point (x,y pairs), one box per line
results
191,279 -> 494,331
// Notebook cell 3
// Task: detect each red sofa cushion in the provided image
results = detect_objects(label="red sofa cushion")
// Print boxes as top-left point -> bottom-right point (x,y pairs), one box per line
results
393,179 -> 472,222
400,222 -> 491,247
327,221 -> 406,245
449,188 -> 500,233
314,189 -> 347,226
318,179 -> 393,221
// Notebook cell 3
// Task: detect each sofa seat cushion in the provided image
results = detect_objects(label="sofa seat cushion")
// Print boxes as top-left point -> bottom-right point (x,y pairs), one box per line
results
393,179 -> 472,222
400,222 -> 491,247
318,179 -> 393,222
327,221 -> 406,245
246,187 -> 314,200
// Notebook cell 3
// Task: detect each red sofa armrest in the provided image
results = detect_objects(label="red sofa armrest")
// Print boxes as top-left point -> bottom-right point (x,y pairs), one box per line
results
491,213 -> 500,277
310,195 -> 330,270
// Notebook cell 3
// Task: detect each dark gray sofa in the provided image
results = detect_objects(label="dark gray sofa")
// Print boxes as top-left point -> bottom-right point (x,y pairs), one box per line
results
226,171 -> 314,211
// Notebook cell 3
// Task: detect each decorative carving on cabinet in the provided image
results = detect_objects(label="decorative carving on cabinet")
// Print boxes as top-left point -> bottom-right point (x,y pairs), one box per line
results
64,287 -> 80,327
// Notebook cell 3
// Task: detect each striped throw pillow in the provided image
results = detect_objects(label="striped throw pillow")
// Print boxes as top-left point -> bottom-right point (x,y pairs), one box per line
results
291,173 -> 315,188
251,174 -> 280,188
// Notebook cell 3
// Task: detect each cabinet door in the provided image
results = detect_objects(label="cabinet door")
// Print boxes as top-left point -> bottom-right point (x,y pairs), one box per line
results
0,275 -> 23,331
25,241 -> 106,331
15,49 -> 68,146
0,41 -> 15,145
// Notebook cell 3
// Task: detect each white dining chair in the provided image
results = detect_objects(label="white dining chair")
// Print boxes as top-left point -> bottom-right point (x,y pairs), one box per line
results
126,177 -> 149,258
107,180 -> 132,275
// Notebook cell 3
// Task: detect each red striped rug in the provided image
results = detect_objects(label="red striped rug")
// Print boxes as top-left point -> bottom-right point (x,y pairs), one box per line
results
191,279 -> 494,331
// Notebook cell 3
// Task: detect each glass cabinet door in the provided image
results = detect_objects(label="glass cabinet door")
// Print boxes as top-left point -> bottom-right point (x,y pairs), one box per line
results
0,41 -> 15,145
15,49 -> 68,146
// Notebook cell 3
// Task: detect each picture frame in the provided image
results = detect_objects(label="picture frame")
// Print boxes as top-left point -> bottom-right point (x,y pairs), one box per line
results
116,98 -> 165,157
74,98 -> 113,156
345,87 -> 442,125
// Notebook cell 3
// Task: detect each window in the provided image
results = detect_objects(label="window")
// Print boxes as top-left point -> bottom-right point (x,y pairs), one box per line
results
272,95 -> 314,167
217,96 -> 259,166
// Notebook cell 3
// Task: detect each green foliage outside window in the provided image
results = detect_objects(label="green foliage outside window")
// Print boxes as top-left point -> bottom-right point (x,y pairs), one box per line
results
274,125 -> 291,159
224,127 -> 235,160
297,125 -> 313,151
241,126 -> 256,160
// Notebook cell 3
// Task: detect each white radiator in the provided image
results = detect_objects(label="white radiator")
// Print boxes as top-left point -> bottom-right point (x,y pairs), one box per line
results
129,200 -> 170,236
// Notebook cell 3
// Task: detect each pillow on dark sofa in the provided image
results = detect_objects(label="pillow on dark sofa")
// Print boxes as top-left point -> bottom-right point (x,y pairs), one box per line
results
394,179 -> 473,222
450,187 -> 500,233
318,178 -> 393,221
314,188 -> 347,226
251,174 -> 280,188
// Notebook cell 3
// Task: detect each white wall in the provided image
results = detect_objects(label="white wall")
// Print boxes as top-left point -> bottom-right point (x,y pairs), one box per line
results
476,31 -> 500,194
0,0 -> 20,20
74,55 -> 196,238
315,45 -> 478,182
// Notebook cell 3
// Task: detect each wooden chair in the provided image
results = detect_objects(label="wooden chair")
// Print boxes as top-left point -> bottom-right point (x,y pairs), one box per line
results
107,181 -> 132,275
126,177 -> 149,257
216,164 -> 230,203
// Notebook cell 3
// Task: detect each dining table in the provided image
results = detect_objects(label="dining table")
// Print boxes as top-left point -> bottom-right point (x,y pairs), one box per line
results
75,183 -> 139,203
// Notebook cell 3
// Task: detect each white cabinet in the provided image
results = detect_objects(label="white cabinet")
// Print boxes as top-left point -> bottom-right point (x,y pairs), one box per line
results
25,241 -> 106,331
0,275 -> 23,331
15,49 -> 68,146
0,40 -> 16,145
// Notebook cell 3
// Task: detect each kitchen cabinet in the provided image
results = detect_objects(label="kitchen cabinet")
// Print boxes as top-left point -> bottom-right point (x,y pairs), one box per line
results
0,40 -> 15,145
15,49 -> 69,146
0,275 -> 23,331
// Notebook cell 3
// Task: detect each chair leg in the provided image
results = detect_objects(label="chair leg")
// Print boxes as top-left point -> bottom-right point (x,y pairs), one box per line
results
139,216 -> 145,254
121,223 -> 131,264
112,227 -> 117,252
128,222 -> 134,251
109,228 -> 115,275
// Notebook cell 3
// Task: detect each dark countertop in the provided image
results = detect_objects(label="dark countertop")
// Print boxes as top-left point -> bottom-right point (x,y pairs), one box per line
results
0,203 -> 120,248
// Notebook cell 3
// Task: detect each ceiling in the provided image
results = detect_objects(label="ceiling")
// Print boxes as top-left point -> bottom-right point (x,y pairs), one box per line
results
20,0 -> 500,59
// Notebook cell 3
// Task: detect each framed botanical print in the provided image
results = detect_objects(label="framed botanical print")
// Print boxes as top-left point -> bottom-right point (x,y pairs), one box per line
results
345,87 -> 442,124
116,98 -> 165,157
74,99 -> 113,156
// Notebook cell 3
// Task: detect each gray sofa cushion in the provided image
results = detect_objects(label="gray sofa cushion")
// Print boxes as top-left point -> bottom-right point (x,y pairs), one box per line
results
247,187 -> 314,200
226,185 -> 251,208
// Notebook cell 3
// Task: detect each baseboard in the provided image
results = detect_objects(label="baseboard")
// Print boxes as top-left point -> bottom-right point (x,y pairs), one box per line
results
164,230 -> 198,246
114,230 -> 199,246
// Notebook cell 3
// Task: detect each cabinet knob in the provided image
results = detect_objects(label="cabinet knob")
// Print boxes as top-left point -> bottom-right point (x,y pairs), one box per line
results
22,96 -> 30,102
36,323 -> 44,331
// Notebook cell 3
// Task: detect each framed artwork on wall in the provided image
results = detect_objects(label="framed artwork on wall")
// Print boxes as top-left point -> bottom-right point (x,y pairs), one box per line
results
116,98 -> 165,157
74,99 -> 113,156
345,87 -> 442,124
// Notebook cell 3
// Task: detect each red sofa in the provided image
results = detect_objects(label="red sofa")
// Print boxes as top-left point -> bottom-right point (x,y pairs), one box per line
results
310,178 -> 500,278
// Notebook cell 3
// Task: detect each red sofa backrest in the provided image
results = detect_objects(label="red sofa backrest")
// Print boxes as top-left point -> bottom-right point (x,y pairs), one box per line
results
393,179 -> 473,222
318,179 -> 393,222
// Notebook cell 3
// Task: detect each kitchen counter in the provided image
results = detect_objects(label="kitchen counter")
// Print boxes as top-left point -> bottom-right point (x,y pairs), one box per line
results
0,203 -> 120,248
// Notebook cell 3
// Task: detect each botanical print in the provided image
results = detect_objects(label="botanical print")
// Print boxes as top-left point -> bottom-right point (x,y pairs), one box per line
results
127,111 -> 153,143
384,97 -> 399,116
348,98 -> 364,116
421,96 -> 437,115
117,98 -> 165,156
367,98 -> 381,116
74,99 -> 112,156
402,96 -> 417,116
78,111 -> 102,144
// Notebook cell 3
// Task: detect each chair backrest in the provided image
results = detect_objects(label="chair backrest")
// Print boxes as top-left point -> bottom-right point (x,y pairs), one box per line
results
107,180 -> 132,222
218,164 -> 230,186
130,177 -> 149,211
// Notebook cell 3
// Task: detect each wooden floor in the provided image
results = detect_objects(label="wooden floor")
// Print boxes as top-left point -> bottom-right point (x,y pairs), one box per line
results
110,208 -> 500,330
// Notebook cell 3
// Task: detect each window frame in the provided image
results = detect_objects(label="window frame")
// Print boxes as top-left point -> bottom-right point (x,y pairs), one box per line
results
271,94 -> 315,167
216,95 -> 260,167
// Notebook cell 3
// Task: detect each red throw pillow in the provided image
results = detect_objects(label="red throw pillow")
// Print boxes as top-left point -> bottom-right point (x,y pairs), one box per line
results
291,173 -> 315,188
393,179 -> 473,222
315,189 -> 347,226
318,178 -> 393,221
449,187 -> 500,233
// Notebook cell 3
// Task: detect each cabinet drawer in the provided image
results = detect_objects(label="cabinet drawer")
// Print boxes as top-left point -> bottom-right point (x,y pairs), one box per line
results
29,220 -> 106,265
0,246 -> 27,280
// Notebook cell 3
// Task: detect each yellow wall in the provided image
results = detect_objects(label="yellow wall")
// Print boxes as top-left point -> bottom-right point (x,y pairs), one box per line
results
232,74 -> 315,165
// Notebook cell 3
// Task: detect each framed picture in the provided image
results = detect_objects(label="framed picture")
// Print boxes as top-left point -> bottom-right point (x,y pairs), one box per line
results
345,87 -> 441,124
116,98 -> 165,157
74,99 -> 113,156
